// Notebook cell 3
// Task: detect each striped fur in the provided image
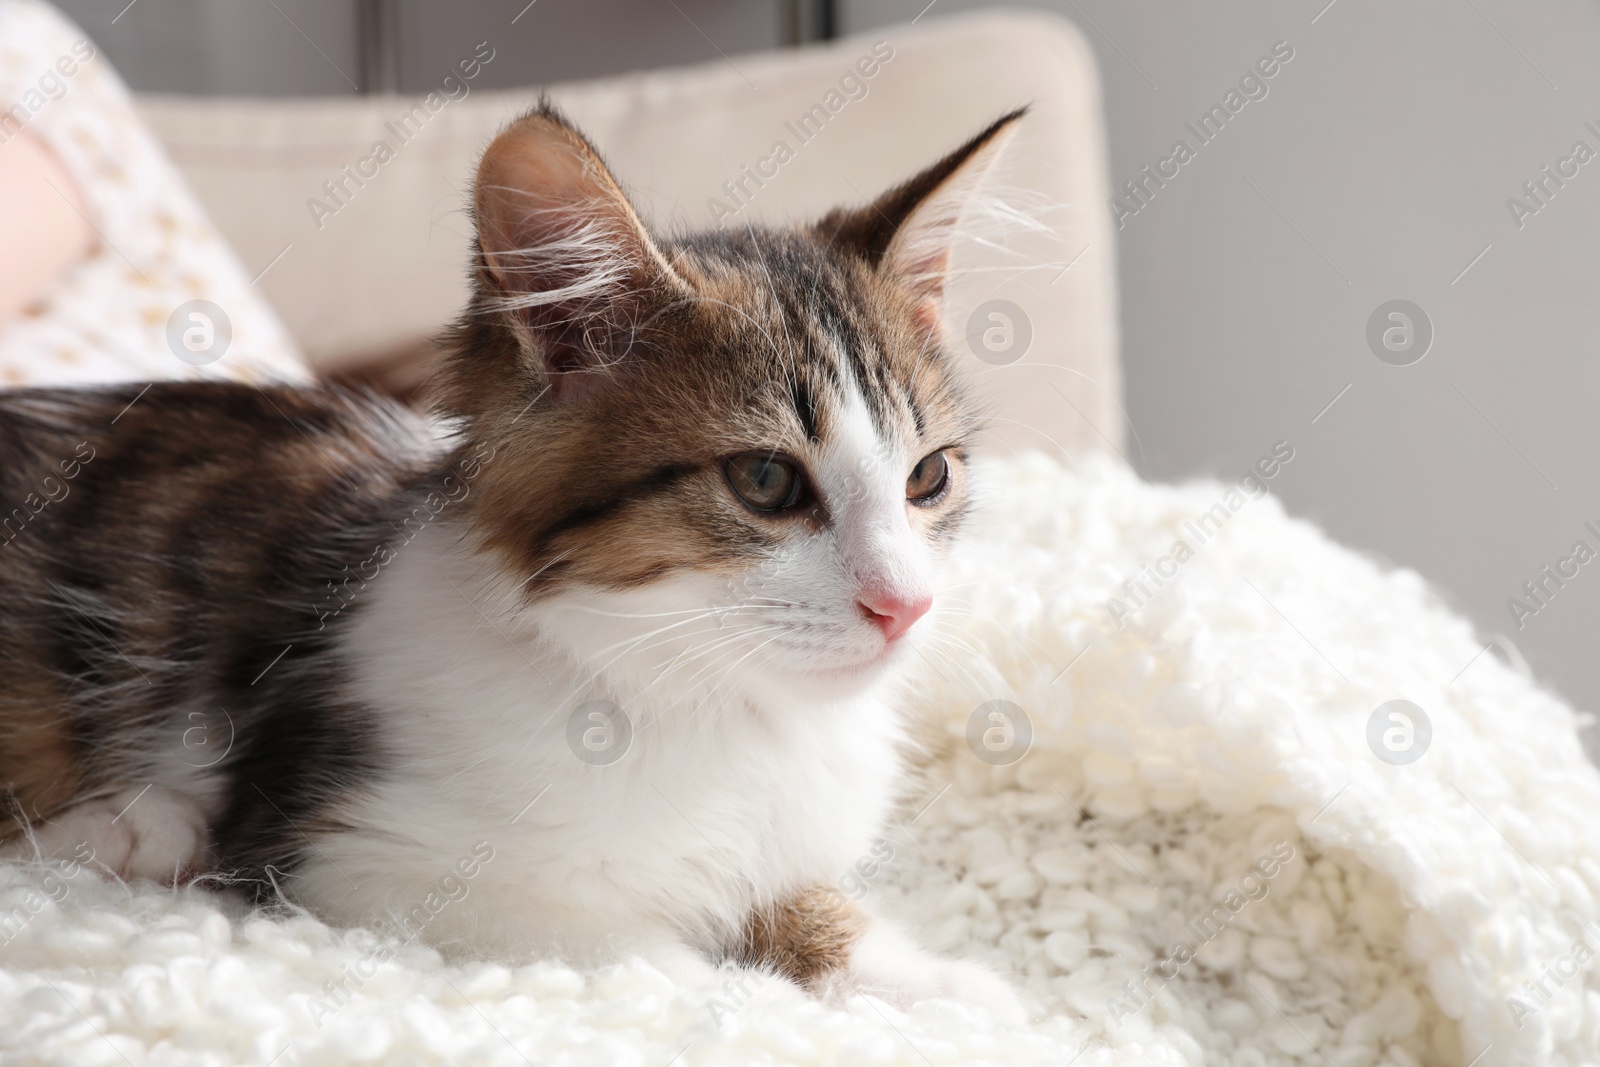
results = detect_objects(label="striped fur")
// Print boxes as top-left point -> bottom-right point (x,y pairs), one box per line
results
0,385 -> 438,878
0,105 -> 1027,1015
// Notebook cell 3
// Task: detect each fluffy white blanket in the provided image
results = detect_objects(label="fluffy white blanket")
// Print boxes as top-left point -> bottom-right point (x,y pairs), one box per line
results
6,453 -> 1598,1067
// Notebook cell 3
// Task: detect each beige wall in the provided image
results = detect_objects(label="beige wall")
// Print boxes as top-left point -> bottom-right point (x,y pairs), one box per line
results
50,0 -> 793,95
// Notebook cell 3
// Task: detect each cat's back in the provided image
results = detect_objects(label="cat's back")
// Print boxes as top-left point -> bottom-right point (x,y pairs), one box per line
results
0,381 -> 443,855
0,383 -> 436,805
0,382 -> 432,583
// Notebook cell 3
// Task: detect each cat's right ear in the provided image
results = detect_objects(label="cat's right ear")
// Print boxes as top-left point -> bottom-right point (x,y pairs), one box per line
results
473,104 -> 683,401
814,108 -> 1026,338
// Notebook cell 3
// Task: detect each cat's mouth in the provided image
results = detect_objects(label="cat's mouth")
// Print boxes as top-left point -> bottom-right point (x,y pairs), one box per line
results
798,639 -> 907,682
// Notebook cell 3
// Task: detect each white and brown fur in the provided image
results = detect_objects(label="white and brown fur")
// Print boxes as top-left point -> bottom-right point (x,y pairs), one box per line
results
0,104 -> 1026,1015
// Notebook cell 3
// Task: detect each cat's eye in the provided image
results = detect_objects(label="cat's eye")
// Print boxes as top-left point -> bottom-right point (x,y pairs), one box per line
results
906,451 -> 950,503
725,453 -> 807,512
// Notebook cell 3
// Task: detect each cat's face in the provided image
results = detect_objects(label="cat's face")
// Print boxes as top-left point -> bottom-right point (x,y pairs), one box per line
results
439,105 -> 1021,703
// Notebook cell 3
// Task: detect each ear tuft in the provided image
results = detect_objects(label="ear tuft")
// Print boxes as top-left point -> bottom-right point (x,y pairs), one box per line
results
472,101 -> 681,400
815,107 -> 1028,321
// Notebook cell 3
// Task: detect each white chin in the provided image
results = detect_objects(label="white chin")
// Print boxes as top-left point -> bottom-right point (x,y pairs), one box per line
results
769,641 -> 907,700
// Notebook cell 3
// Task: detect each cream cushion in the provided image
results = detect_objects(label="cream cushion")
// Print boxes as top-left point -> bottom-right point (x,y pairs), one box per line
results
136,10 -> 1122,458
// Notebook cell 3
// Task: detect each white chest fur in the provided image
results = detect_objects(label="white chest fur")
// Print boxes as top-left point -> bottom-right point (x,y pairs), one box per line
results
296,522 -> 908,964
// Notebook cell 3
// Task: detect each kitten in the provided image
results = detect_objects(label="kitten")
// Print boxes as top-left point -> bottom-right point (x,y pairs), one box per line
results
0,103 -> 1025,1017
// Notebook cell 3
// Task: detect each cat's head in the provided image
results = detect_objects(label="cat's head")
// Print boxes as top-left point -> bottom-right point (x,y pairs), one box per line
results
439,103 -> 1022,705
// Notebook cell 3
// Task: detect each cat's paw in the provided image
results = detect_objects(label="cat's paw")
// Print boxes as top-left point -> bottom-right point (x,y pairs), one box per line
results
639,938 -> 724,989
8,785 -> 207,882
847,954 -> 1027,1024
840,921 -> 1027,1024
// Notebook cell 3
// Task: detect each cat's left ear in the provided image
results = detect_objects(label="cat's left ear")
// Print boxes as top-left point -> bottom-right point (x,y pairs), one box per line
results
472,103 -> 686,400
815,107 -> 1027,329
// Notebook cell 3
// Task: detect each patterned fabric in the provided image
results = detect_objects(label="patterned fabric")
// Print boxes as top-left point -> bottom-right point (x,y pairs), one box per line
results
0,0 -> 307,388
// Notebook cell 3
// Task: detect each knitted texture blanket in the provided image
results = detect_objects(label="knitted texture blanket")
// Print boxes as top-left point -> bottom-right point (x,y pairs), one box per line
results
5,453 -> 1597,1067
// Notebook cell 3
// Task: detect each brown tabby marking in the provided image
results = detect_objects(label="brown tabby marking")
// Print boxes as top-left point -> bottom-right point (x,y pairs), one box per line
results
0,385 -> 432,873
736,885 -> 868,988
0,677 -> 78,823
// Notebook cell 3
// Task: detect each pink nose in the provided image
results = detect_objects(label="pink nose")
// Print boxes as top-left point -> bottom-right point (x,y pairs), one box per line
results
858,591 -> 933,643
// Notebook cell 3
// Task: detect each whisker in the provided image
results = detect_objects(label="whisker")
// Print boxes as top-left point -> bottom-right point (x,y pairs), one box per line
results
644,624 -> 785,692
